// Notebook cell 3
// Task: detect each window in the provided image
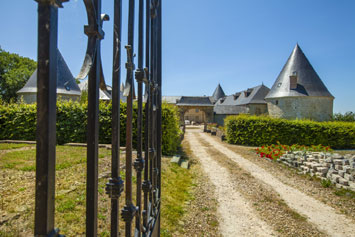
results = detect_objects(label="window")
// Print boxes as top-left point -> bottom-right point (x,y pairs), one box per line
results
275,100 -> 279,105
195,109 -> 199,113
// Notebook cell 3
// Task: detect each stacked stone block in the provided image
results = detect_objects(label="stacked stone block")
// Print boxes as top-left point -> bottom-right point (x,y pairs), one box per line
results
278,152 -> 355,191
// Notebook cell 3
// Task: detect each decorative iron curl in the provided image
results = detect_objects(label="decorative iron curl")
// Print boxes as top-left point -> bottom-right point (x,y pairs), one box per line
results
77,0 -> 109,91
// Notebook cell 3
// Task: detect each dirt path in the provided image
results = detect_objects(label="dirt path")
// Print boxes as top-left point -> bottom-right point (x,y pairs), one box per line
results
186,131 -> 275,236
186,127 -> 355,237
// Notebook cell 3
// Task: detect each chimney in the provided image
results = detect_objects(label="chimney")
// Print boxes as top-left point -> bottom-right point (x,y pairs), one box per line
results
289,71 -> 298,89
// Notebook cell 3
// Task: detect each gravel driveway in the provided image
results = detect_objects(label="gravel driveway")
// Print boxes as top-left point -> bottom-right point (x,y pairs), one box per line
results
185,127 -> 355,237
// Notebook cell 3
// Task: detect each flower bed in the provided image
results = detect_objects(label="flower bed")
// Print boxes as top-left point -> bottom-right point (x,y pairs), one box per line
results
255,142 -> 332,160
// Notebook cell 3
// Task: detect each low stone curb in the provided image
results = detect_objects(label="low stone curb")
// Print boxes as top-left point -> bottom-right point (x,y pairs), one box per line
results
170,155 -> 189,169
278,151 -> 355,191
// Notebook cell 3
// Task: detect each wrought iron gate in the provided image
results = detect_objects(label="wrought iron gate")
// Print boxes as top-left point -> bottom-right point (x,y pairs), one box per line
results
34,0 -> 162,236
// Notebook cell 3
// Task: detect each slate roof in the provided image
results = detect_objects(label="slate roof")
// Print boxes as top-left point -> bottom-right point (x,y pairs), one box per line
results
17,49 -> 81,96
211,84 -> 225,102
265,44 -> 333,99
214,84 -> 270,114
162,96 -> 182,104
176,96 -> 214,107
78,80 -> 128,101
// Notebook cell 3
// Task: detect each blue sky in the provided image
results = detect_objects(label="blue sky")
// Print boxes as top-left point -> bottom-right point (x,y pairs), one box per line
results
0,0 -> 354,113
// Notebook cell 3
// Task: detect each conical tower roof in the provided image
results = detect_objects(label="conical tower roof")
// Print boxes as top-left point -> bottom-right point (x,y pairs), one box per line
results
212,83 -> 225,101
265,44 -> 333,99
17,49 -> 81,96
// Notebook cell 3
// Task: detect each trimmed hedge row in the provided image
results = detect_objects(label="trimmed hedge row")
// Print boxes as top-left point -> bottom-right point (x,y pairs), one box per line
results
0,101 -> 181,155
225,115 -> 355,149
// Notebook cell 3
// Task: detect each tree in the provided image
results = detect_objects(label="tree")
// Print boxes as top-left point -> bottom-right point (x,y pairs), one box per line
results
332,111 -> 355,122
0,47 -> 37,103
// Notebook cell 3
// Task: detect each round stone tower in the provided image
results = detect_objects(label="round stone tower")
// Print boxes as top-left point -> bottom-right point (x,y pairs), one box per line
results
265,44 -> 334,121
17,49 -> 81,103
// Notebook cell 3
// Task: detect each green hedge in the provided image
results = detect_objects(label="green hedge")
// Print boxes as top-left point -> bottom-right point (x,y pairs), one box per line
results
0,101 -> 181,155
225,115 -> 355,149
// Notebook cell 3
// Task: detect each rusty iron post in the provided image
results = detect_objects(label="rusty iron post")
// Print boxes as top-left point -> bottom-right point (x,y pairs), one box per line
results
34,0 -> 62,235
121,0 -> 137,236
84,0 -> 103,235
133,0 -> 145,235
105,0 -> 124,236
156,1 -> 162,235
142,0 -> 152,231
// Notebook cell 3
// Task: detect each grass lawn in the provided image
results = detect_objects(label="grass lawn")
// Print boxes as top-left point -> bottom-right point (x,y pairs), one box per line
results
0,143 -> 34,150
0,144 -> 195,236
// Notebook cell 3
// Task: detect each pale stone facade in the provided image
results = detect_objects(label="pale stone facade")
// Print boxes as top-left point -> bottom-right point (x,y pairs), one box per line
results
18,93 -> 80,104
248,104 -> 268,116
266,96 -> 333,121
184,108 -> 207,123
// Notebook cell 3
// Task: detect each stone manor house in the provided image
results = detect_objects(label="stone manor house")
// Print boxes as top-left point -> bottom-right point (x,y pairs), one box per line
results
17,44 -> 333,125
163,44 -> 334,125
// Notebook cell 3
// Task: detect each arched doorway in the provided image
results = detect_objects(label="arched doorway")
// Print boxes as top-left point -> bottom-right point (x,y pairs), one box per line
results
184,108 -> 206,123
178,106 -> 214,124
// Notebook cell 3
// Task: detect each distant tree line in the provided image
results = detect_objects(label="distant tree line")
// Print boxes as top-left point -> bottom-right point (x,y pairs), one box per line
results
0,47 -> 36,103
332,111 -> 355,122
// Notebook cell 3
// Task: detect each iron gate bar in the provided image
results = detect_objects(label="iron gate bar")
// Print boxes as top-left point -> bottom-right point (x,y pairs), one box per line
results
105,0 -> 124,236
121,0 -> 137,236
85,0 -> 103,235
156,1 -> 162,234
142,0 -> 151,231
150,1 -> 157,218
34,0 -> 62,235
133,0 -> 145,235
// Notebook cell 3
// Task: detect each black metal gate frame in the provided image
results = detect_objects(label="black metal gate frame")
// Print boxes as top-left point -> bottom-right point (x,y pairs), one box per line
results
34,0 -> 162,236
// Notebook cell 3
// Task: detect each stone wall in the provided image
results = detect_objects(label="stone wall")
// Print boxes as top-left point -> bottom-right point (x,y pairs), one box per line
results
18,93 -> 80,104
184,108 -> 206,123
178,106 -> 214,124
248,104 -> 268,115
266,96 -> 333,121
279,151 -> 355,191
214,114 -> 227,126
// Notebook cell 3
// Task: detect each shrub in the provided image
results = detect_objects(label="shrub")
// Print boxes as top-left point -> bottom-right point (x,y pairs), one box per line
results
225,115 -> 355,149
0,101 -> 181,155
332,111 -> 355,122
161,104 -> 182,155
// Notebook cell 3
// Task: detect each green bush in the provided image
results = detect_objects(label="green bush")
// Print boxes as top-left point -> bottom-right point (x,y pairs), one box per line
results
161,103 -> 182,155
225,115 -> 355,149
332,111 -> 355,122
0,100 -> 181,155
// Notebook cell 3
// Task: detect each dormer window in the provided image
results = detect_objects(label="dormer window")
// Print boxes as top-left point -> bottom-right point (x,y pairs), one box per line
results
233,92 -> 241,100
220,97 -> 225,103
64,81 -> 70,91
244,88 -> 253,97
289,71 -> 298,89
